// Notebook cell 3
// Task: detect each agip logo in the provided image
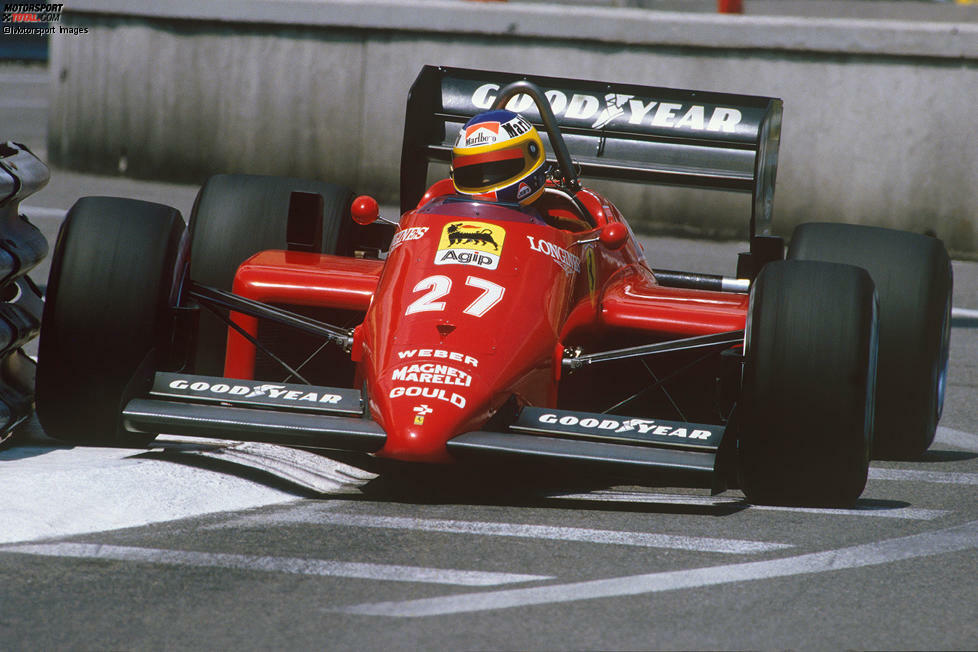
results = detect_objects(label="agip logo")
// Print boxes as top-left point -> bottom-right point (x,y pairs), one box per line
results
435,221 -> 506,270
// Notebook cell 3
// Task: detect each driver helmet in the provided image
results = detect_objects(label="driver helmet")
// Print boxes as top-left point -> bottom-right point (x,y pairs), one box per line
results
451,109 -> 547,205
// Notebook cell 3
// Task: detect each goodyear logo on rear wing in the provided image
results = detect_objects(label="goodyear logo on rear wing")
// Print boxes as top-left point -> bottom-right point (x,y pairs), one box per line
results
513,407 -> 723,451
470,84 -> 745,134
435,221 -> 506,270
150,372 -> 362,415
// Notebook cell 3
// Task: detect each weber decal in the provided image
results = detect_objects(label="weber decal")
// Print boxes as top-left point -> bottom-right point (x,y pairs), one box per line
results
435,221 -> 505,270
150,373 -> 362,415
514,407 -> 723,449
397,349 -> 479,367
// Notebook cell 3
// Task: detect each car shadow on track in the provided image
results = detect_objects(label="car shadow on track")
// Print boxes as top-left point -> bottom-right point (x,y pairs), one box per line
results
133,446 -> 922,518
916,449 -> 978,463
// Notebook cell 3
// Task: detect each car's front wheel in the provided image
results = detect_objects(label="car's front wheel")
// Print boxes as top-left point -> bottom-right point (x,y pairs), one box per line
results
36,196 -> 186,445
737,260 -> 878,507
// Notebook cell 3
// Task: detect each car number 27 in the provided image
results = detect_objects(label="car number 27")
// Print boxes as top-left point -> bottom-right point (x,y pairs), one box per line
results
406,275 -> 505,318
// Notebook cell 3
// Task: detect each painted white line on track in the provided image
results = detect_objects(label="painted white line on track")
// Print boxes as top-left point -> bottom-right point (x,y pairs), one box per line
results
336,519 -> 978,617
0,543 -> 551,587
750,504 -> 949,520
868,468 -> 978,485
216,508 -> 791,554
550,491 -> 947,520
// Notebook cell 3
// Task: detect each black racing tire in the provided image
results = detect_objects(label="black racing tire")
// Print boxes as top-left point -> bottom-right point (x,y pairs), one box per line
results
188,174 -> 355,375
788,223 -> 952,459
36,196 -> 186,445
738,260 -> 878,507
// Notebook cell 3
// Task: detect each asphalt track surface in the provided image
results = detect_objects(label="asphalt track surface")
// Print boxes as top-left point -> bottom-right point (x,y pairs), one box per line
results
3,62 -> 978,650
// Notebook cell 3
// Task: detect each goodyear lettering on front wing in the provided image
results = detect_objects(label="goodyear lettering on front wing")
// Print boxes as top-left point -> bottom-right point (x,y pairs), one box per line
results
434,221 -> 506,270
149,373 -> 362,414
515,407 -> 723,448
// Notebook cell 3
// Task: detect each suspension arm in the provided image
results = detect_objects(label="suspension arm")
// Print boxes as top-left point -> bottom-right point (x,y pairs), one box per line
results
187,281 -> 354,350
563,330 -> 744,372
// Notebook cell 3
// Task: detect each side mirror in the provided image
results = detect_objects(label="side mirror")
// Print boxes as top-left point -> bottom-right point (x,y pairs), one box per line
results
351,195 -> 379,225
599,222 -> 628,250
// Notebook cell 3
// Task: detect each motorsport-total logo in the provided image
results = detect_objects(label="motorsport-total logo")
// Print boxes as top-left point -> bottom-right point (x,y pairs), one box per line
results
2,3 -> 87,35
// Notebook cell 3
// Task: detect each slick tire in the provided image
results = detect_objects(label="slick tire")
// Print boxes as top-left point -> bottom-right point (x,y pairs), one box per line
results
188,174 -> 355,375
788,223 -> 952,459
738,260 -> 878,507
36,196 -> 187,445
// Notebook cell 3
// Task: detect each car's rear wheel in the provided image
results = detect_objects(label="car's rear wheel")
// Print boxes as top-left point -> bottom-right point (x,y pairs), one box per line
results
788,223 -> 952,459
738,260 -> 878,507
187,174 -> 356,377
36,196 -> 186,445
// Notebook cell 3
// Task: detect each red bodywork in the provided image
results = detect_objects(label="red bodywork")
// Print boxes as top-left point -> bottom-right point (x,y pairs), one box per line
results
225,183 -> 747,463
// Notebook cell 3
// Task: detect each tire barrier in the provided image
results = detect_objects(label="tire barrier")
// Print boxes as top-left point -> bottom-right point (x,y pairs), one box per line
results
0,142 -> 50,448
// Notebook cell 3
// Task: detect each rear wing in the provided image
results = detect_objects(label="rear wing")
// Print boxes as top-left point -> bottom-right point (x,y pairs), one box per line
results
401,65 -> 782,239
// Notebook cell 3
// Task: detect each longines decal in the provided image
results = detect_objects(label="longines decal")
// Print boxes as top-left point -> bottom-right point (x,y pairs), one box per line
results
526,235 -> 580,274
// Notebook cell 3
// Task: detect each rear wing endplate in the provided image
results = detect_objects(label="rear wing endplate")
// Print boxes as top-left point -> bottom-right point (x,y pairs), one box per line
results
401,65 -> 782,238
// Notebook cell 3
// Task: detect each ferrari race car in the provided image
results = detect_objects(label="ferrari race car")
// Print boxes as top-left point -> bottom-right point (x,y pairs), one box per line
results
35,66 -> 952,507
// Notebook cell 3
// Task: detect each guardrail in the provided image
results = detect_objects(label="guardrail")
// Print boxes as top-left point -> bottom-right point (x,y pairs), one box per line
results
0,142 -> 50,448
47,0 -> 978,253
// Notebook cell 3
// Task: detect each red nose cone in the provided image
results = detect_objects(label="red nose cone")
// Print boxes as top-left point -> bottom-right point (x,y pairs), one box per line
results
371,356 -> 492,464
351,195 -> 380,225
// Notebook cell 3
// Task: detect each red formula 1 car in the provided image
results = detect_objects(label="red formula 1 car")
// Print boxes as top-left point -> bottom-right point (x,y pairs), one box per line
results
35,67 -> 952,506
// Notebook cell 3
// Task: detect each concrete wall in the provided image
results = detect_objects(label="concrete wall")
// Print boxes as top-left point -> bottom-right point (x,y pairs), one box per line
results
49,0 -> 978,252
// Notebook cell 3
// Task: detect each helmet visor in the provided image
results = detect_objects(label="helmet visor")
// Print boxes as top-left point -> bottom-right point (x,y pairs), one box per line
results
453,156 -> 525,192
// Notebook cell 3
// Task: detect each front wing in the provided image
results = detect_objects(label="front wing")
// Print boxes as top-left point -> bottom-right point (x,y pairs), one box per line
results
123,373 -> 726,479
